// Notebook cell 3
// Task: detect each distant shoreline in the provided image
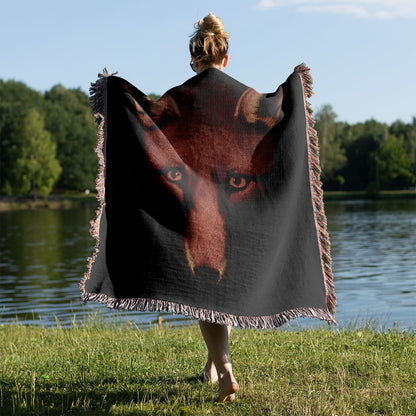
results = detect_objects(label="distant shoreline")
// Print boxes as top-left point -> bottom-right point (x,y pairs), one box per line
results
323,190 -> 416,201
0,190 -> 415,211
0,194 -> 97,211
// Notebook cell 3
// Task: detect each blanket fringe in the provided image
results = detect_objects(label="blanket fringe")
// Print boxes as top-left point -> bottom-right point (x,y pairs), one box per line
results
79,69 -> 113,295
295,63 -> 337,316
89,68 -> 117,115
81,291 -> 337,328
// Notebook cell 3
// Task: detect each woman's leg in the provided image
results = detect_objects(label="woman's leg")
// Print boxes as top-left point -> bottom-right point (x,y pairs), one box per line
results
200,325 -> 232,384
200,353 -> 218,383
199,321 -> 239,402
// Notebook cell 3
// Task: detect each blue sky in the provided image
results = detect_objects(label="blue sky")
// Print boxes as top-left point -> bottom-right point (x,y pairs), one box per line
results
1,0 -> 415,124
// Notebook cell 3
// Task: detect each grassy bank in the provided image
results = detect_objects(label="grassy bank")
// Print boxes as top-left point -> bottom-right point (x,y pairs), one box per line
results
0,322 -> 415,415
0,194 -> 97,211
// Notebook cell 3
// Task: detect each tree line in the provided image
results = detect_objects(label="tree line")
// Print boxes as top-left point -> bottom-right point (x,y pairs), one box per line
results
316,105 -> 416,192
0,80 -> 415,197
0,80 -> 97,198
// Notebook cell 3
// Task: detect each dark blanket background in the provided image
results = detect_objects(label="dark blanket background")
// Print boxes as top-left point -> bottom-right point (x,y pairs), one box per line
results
81,65 -> 336,328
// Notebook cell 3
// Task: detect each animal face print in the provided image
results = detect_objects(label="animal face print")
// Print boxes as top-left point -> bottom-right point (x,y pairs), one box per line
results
134,86 -> 283,281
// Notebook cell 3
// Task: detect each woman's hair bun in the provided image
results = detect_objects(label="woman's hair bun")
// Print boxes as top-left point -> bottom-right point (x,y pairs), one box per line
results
189,12 -> 229,64
197,12 -> 225,36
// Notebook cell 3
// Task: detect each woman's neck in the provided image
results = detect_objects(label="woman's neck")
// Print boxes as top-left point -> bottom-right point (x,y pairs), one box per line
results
195,63 -> 223,74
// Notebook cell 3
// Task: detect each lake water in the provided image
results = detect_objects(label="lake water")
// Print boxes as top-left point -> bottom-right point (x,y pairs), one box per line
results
0,198 -> 415,330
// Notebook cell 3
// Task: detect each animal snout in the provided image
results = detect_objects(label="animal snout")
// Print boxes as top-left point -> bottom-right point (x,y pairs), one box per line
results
184,179 -> 226,281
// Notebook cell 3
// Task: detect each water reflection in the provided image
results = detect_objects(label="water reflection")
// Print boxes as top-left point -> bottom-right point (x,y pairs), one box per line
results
324,199 -> 416,329
0,199 -> 415,329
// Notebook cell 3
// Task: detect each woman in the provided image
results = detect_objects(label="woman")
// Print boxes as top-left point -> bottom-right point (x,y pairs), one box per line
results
188,12 -> 239,404
83,10 -> 336,406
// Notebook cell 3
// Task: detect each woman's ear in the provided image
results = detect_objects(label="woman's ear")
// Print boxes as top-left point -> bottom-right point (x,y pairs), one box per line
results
223,55 -> 229,68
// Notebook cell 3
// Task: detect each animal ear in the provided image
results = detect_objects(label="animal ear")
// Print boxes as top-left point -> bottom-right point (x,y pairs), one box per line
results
147,93 -> 181,124
121,84 -> 181,126
133,100 -> 183,169
234,87 -> 284,129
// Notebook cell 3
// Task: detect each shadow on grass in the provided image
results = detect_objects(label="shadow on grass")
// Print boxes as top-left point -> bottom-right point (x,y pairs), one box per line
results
1,374 -> 208,415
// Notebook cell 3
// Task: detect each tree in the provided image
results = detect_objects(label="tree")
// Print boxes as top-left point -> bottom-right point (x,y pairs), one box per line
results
9,109 -> 61,198
314,105 -> 347,187
44,85 -> 97,191
341,119 -> 387,191
0,80 -> 45,194
390,118 -> 416,182
148,93 -> 161,101
377,135 -> 415,189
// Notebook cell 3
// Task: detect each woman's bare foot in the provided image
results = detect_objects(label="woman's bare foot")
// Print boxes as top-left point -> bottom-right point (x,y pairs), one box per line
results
198,321 -> 236,402
200,357 -> 218,383
215,371 -> 239,403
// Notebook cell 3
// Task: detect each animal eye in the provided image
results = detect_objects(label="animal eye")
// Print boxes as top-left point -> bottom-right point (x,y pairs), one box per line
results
164,167 -> 183,183
226,173 -> 252,193
229,175 -> 247,189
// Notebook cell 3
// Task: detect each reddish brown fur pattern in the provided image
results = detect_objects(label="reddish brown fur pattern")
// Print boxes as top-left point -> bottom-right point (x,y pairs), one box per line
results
134,84 -> 282,280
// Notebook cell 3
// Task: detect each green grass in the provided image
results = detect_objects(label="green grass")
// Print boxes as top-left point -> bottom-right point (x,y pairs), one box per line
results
0,320 -> 415,415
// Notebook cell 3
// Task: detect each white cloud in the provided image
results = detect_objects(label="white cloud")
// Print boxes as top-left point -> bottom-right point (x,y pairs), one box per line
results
256,0 -> 416,19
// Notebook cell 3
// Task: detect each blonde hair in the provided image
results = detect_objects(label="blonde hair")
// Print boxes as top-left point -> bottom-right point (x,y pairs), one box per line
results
189,12 -> 229,65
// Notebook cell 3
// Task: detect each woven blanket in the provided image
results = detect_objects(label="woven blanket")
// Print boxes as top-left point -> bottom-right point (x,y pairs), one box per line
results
80,64 -> 336,328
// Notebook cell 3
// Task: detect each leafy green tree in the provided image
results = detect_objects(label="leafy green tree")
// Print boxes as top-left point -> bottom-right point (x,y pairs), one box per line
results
0,79 -> 44,109
341,119 -> 387,191
0,102 -> 19,194
9,109 -> 61,197
148,93 -> 161,101
44,85 -> 97,191
314,105 -> 347,187
0,80 -> 45,194
377,135 -> 415,189
335,175 -> 345,191
389,118 -> 416,182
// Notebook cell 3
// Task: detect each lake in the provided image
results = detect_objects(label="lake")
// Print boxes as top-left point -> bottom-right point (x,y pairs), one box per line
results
0,198 -> 415,330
